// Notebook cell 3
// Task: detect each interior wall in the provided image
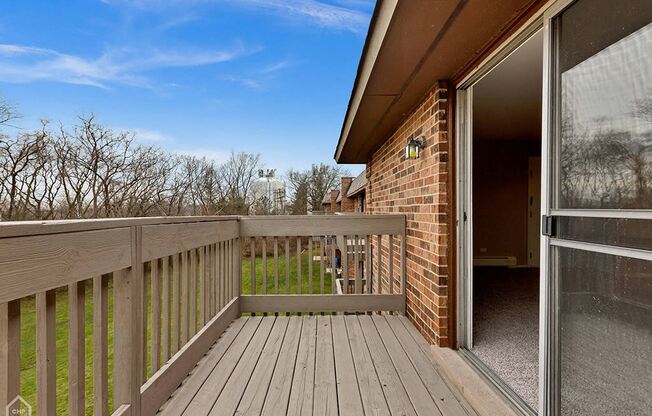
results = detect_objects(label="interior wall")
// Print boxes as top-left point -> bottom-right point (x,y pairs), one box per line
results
472,140 -> 540,265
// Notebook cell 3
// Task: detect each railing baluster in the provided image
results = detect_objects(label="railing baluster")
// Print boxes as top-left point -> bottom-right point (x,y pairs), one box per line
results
172,253 -> 180,354
36,289 -> 56,415
365,235 -> 371,294
214,243 -> 218,315
331,236 -> 336,295
190,248 -> 197,336
217,242 -> 222,311
142,264 -> 149,380
93,275 -> 109,416
219,241 -> 226,310
285,238 -> 290,294
227,240 -> 233,302
161,257 -> 170,363
199,247 -> 206,327
400,232 -> 406,313
354,235 -> 361,294
262,238 -> 267,295
308,238 -> 313,295
319,237 -> 325,294
342,235 -> 349,294
210,244 -> 216,317
181,250 -> 189,345
388,235 -> 394,295
151,259 -> 161,373
376,235 -> 382,295
236,237 -> 242,299
250,237 -> 256,296
68,281 -> 86,416
274,237 -> 279,294
1,299 -> 21,414
296,237 -> 301,294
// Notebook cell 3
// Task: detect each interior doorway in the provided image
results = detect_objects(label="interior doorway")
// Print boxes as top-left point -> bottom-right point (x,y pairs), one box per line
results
458,29 -> 544,412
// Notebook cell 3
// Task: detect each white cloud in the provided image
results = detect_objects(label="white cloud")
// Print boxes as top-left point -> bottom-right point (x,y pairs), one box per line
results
132,128 -> 173,143
222,59 -> 293,90
260,59 -> 292,74
225,58 -> 295,90
234,0 -> 369,32
101,0 -> 370,33
222,75 -> 262,89
0,42 -> 256,89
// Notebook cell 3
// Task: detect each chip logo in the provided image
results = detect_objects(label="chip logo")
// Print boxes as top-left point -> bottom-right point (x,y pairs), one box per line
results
6,396 -> 31,416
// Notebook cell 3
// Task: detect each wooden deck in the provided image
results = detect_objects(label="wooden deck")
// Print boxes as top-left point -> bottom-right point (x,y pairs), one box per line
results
159,314 -> 475,416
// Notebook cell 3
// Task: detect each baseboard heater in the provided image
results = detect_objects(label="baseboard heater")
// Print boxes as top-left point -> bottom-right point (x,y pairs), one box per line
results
473,256 -> 517,267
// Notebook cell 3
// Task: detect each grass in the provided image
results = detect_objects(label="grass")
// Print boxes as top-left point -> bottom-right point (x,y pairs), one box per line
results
18,250 -> 331,415
241,249 -> 335,295
19,284 -> 115,416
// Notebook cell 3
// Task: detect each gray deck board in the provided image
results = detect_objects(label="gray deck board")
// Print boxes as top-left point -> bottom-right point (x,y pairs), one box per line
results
332,315 -> 365,415
182,317 -> 262,416
358,315 -> 417,416
345,315 -> 390,416
313,315 -> 337,416
160,317 -> 248,415
236,316 -> 290,416
210,316 -> 276,415
261,316 -> 303,416
286,315 -> 317,416
371,315 -> 443,416
159,315 -> 474,416
387,316 -> 470,416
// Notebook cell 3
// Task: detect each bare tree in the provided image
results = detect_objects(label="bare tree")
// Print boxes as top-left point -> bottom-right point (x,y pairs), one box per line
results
218,152 -> 263,214
0,98 -> 20,127
0,108 -> 275,220
0,132 -> 45,220
286,163 -> 348,214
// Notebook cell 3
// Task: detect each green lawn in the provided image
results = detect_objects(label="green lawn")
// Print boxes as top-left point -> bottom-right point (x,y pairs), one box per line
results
19,284 -> 115,416
241,249 -> 335,295
18,250 -> 331,415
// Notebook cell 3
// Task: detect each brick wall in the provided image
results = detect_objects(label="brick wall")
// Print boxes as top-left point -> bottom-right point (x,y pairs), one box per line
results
340,177 -> 355,212
367,81 -> 450,346
330,190 -> 340,213
353,194 -> 365,212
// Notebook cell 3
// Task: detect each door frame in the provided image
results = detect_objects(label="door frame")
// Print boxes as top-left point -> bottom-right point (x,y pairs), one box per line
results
455,2 -> 557,415
541,0 -> 652,413
458,1 -> 652,415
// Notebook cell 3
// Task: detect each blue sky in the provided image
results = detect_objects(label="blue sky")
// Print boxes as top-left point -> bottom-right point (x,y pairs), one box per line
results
0,0 -> 371,172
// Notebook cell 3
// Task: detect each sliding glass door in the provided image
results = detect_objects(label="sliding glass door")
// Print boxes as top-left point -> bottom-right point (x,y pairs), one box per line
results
543,1 -> 652,414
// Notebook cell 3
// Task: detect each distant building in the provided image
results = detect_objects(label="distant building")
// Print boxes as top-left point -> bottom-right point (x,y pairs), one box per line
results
250,169 -> 286,214
321,170 -> 366,214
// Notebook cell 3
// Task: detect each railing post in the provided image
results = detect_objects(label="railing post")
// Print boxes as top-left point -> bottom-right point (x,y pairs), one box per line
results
114,226 -> 143,416
0,300 -> 20,413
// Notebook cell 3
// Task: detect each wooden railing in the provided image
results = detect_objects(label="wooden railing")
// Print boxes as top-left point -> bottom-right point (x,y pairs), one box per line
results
0,214 -> 405,416
239,215 -> 406,314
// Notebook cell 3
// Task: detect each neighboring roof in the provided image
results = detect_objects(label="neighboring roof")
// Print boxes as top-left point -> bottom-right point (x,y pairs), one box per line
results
347,171 -> 366,197
335,0 -> 544,163
336,190 -> 342,203
321,191 -> 331,205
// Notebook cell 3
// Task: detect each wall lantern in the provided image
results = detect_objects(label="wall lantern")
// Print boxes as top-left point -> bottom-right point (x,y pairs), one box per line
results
405,136 -> 425,160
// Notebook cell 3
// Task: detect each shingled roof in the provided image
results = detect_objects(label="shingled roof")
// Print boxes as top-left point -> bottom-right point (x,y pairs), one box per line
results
321,191 -> 332,205
346,170 -> 366,197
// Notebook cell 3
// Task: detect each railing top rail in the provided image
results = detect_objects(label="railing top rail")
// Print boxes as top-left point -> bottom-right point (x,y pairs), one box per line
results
0,216 -> 240,239
239,214 -> 405,237
0,214 -> 406,239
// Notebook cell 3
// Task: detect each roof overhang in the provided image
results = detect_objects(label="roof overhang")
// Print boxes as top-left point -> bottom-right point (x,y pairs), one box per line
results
335,0 -> 546,163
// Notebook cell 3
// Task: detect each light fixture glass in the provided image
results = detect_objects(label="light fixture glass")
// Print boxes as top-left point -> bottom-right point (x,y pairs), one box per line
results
405,136 -> 425,160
